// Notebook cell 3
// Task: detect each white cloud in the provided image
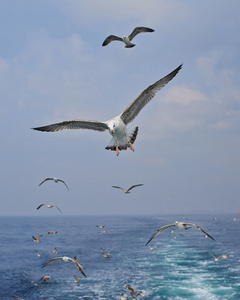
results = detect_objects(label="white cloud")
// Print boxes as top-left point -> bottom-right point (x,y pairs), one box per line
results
163,84 -> 207,106
57,0 -> 189,26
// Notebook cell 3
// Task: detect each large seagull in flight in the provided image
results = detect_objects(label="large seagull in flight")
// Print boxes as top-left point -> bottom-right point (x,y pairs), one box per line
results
33,64 -> 182,156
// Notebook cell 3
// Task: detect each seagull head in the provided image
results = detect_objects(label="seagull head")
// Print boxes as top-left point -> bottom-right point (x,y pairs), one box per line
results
107,120 -> 116,135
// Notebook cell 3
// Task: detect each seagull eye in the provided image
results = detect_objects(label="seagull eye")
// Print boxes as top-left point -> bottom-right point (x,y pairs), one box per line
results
113,124 -> 115,127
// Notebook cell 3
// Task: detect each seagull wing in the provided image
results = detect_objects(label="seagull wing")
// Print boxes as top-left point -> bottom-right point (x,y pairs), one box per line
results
112,186 -> 125,191
205,252 -> 216,259
120,64 -> 182,125
186,223 -> 215,241
12,296 -> 24,300
42,257 -> 67,267
74,257 -> 87,278
128,26 -> 154,41
127,184 -> 144,192
57,179 -> 70,191
54,205 -> 62,213
33,120 -> 108,132
218,254 -> 229,260
102,35 -> 123,46
146,224 -> 175,245
37,204 -> 46,210
39,178 -> 53,186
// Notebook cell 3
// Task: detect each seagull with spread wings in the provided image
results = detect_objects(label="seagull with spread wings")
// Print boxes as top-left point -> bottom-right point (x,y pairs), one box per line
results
42,256 -> 87,278
37,204 -> 62,213
205,252 -> 229,264
112,184 -> 143,194
102,26 -> 154,48
38,177 -> 70,190
32,235 -> 43,242
33,65 -> 182,156
146,221 -> 215,245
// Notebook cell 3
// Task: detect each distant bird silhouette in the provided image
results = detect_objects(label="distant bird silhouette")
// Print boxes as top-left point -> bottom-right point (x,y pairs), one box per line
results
37,204 -> 62,213
32,235 -> 43,242
125,286 -> 142,299
36,250 -> 42,257
148,245 -> 158,251
98,230 -> 109,234
112,184 -> 143,194
102,249 -> 111,258
42,256 -> 87,278
41,275 -> 50,282
74,275 -> 80,283
38,177 -> 70,190
48,231 -> 58,234
102,26 -> 154,48
53,247 -> 58,255
205,252 -> 229,264
96,225 -> 105,228
146,221 -> 215,245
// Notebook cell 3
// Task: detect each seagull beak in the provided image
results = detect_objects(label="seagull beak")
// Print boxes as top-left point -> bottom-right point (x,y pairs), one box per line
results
111,129 -> 115,134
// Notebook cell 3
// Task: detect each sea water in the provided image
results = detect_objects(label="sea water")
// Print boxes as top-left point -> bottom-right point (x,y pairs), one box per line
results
0,214 -> 239,299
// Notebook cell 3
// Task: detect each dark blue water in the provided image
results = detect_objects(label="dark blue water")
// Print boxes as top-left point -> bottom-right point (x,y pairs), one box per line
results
0,214 -> 239,299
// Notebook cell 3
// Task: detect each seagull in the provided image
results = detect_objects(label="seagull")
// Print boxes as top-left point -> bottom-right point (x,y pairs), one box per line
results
36,250 -> 42,257
42,256 -> 87,277
38,177 -> 70,190
102,250 -> 111,258
41,275 -> 51,282
96,225 -> 105,228
32,64 -> 182,156
32,235 -> 43,242
74,275 -> 80,283
53,247 -> 58,255
37,204 -> 62,213
125,286 -> 142,299
112,184 -> 143,194
102,26 -> 154,48
121,295 -> 128,300
148,245 -> 158,251
205,252 -> 229,264
48,231 -> 58,234
146,221 -> 215,245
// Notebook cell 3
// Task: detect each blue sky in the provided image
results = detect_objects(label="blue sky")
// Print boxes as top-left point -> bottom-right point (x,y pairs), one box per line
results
1,0 -> 240,216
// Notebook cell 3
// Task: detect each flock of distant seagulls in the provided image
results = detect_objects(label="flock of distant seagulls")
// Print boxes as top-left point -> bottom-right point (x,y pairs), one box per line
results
11,26 -> 230,300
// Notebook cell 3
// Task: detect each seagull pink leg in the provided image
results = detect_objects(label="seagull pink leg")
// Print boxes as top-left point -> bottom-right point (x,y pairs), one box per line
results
129,143 -> 135,152
116,144 -> 119,156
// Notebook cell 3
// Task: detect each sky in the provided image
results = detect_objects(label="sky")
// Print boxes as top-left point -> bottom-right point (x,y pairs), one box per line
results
0,0 -> 240,216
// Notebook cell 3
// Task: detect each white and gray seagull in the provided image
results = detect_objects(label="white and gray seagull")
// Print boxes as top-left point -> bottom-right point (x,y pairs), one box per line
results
205,252 -> 229,264
102,26 -> 154,48
37,204 -> 62,213
33,65 -> 182,156
146,221 -> 215,245
112,184 -> 143,194
42,256 -> 87,278
38,177 -> 70,190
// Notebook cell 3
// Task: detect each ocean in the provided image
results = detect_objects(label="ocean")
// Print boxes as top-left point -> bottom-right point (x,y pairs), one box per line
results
0,214 -> 239,299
